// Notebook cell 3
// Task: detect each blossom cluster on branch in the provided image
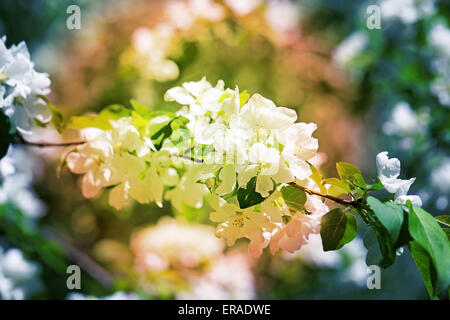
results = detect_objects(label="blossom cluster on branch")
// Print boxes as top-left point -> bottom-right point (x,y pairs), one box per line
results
64,78 -> 329,257
0,37 -> 448,300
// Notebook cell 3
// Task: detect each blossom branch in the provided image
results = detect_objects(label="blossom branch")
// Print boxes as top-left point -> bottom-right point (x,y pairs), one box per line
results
16,134 -> 85,148
288,182 -> 359,208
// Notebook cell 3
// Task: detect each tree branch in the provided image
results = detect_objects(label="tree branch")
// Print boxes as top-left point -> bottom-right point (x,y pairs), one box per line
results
288,182 -> 359,208
16,134 -> 85,148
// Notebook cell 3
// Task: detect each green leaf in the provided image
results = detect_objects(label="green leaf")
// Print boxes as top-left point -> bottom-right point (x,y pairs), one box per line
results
309,163 -> 327,194
239,90 -> 250,107
366,179 -> 384,191
362,206 -> 396,268
367,197 -> 404,245
67,115 -> 113,130
68,104 -> 133,131
443,229 -> 450,241
363,228 -> 383,266
0,112 -> 14,160
149,116 -> 189,150
337,213 -> 357,249
99,104 -> 132,120
320,208 -> 347,251
336,162 -> 366,189
237,176 -> 275,209
38,95 -> 64,133
130,99 -> 152,118
48,103 -> 64,133
407,203 -> 450,297
323,178 -> 350,197
410,241 -> 440,300
436,216 -> 450,228
281,185 -> 306,211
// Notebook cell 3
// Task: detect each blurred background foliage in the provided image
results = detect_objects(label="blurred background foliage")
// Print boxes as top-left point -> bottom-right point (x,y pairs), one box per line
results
0,0 -> 448,299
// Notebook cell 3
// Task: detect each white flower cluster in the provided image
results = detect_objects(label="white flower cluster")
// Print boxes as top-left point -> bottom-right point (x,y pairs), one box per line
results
376,151 -> 422,207
0,247 -> 42,300
67,78 -> 328,257
66,118 -> 177,210
0,37 -> 52,133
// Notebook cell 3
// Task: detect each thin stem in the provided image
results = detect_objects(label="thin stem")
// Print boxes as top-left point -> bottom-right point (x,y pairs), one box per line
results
288,182 -> 359,208
16,134 -> 85,148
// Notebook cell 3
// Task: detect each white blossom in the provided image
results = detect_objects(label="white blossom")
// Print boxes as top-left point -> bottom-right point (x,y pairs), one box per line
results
376,151 -> 422,207
0,247 -> 42,300
333,32 -> 368,67
0,37 -> 52,133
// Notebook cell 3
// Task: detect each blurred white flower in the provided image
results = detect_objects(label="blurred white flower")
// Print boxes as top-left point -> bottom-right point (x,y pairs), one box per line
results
265,0 -> 300,43
0,37 -> 52,133
282,234 -> 368,285
382,102 -> 426,136
380,0 -> 435,24
429,23 -> 450,57
176,251 -> 256,300
430,159 -> 450,194
431,75 -> 450,107
0,146 -> 45,219
376,151 -> 422,207
131,217 -> 224,271
166,0 -> 224,30
225,0 -> 262,16
0,247 -> 42,300
66,291 -> 139,300
333,32 -> 368,67
131,25 -> 179,82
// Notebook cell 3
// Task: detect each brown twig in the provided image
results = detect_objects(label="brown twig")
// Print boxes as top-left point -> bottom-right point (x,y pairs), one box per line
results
16,134 -> 85,148
288,182 -> 359,208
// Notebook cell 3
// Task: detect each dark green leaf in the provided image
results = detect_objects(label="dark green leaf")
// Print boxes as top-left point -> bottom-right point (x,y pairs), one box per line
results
367,196 -> 404,245
0,112 -> 14,160
364,228 -> 383,266
337,213 -> 357,249
149,116 -> 189,150
237,176 -> 275,209
407,203 -> 450,297
281,185 -> 306,211
443,229 -> 450,241
410,241 -> 439,300
320,208 -> 347,251
436,216 -> 450,228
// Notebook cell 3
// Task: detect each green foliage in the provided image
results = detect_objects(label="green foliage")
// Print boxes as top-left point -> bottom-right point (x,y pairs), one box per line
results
0,112 -> 15,160
149,115 -> 189,151
239,90 -> 250,107
407,202 -> 450,298
237,176 -> 275,209
436,216 -> 450,228
323,178 -> 350,197
410,241 -> 439,300
336,162 -> 366,190
281,185 -> 306,211
320,208 -> 357,251
367,197 -> 404,245
68,104 -> 132,130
